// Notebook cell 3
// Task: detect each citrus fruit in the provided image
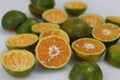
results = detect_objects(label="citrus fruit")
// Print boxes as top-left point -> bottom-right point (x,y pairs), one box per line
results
16,18 -> 39,34
2,10 -> 27,30
79,14 -> 105,28
32,23 -> 60,35
29,4 -> 52,18
92,23 -> 120,47
64,1 -> 87,16
72,38 -> 105,62
31,0 -> 55,8
106,16 -> 120,27
35,36 -> 71,69
61,17 -> 92,42
39,28 -> 70,43
105,44 -> 120,68
42,9 -> 68,24
1,49 -> 35,77
5,33 -> 38,51
69,62 -> 103,80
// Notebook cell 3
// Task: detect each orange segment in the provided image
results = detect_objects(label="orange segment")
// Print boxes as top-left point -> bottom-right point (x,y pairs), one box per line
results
92,23 -> 120,41
36,36 -> 71,68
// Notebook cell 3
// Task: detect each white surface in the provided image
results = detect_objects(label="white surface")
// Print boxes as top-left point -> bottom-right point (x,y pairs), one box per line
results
0,0 -> 120,80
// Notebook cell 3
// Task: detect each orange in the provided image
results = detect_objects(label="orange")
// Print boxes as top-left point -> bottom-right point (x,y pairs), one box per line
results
39,28 -> 70,43
72,38 -> 105,62
35,36 -> 71,69
32,23 -> 60,35
92,23 -> 120,47
1,49 -> 35,77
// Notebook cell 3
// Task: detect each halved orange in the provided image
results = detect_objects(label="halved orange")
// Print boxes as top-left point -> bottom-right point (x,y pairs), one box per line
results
39,28 -> 70,43
32,22 -> 60,35
106,16 -> 120,26
42,9 -> 68,24
72,38 -> 105,62
79,14 -> 105,28
92,23 -> 120,46
64,1 -> 87,16
1,49 -> 35,77
35,35 -> 71,69
5,33 -> 38,51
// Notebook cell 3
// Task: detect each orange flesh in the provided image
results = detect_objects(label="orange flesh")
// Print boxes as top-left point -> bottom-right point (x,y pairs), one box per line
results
36,36 -> 70,67
32,23 -> 59,33
40,29 -> 69,42
2,50 -> 34,71
108,16 -> 120,23
65,2 -> 86,9
73,38 -> 105,54
42,29 -> 55,37
53,30 -> 69,42
80,14 -> 104,27
93,24 -> 120,41
43,9 -> 67,23
6,34 -> 37,47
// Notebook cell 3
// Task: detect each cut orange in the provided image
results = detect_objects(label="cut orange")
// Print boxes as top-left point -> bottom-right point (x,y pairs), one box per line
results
42,9 -> 68,24
106,16 -> 120,27
64,1 -> 87,16
35,36 -> 71,69
92,23 -> 120,46
5,33 -> 38,51
32,23 -> 60,35
39,28 -> 70,43
1,49 -> 35,77
79,14 -> 105,28
72,38 -> 105,62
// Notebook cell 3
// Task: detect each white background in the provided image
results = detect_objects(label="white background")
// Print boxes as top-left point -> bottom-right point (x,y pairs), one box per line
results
0,0 -> 120,80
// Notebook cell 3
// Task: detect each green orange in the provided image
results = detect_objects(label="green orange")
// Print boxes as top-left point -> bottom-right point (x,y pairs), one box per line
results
39,28 -> 70,43
1,49 -> 35,77
64,1 -> 87,16
72,38 -> 105,62
5,33 -> 38,51
92,23 -> 120,47
42,9 -> 68,24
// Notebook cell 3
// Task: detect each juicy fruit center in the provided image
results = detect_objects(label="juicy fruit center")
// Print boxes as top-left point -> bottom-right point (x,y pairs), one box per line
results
48,45 -> 60,62
103,29 -> 111,35
2,50 -> 34,71
84,43 -> 94,51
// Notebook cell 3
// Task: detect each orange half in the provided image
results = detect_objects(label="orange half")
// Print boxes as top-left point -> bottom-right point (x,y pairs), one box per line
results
42,9 -> 67,24
36,36 -> 71,69
72,38 -> 105,61
79,14 -> 105,28
92,23 -> 120,42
